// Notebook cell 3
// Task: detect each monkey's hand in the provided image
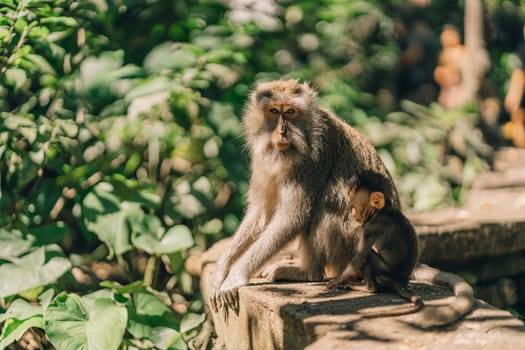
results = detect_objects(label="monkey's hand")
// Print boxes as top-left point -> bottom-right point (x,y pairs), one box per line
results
327,265 -> 360,289
327,277 -> 345,289
210,272 -> 247,315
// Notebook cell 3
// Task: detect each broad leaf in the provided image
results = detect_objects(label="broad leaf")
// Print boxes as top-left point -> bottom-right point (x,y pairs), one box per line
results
45,293 -> 127,350
0,298 -> 43,323
180,313 -> 205,333
126,292 -> 184,349
0,229 -> 34,261
0,245 -> 71,298
0,316 -> 44,349
150,327 -> 185,350
27,222 -> 69,246
0,290 -> 54,348
82,183 -> 138,256
132,224 -> 194,255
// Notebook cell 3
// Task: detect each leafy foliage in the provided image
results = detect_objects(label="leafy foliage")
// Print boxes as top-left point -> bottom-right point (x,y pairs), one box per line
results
0,0 -> 518,348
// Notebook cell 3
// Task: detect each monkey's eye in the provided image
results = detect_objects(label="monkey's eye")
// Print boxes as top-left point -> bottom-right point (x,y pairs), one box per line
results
285,108 -> 295,115
269,108 -> 279,114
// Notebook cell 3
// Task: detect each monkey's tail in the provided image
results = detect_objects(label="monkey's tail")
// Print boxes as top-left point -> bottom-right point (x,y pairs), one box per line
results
359,283 -> 423,318
412,263 -> 475,328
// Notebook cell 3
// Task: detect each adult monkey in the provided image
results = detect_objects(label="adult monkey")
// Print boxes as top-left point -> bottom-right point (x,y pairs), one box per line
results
209,80 -> 474,327
210,79 -> 398,313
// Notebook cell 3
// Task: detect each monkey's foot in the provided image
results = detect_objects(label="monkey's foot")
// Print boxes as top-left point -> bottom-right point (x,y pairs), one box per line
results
327,273 -> 362,289
344,281 -> 375,293
259,261 -> 312,282
327,278 -> 344,289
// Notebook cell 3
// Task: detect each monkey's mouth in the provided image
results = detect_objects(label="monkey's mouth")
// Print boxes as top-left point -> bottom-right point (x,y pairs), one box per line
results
273,141 -> 292,151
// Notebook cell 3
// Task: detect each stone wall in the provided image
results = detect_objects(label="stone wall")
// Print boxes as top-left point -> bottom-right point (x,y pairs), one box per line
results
200,148 -> 525,349
409,148 -> 525,313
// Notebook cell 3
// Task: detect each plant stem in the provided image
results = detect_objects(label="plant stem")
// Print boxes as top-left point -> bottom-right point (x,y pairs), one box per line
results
144,255 -> 159,287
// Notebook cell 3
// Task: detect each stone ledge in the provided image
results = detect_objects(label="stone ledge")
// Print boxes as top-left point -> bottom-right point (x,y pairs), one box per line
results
201,148 -> 525,349
408,161 -> 525,264
201,240 -> 525,350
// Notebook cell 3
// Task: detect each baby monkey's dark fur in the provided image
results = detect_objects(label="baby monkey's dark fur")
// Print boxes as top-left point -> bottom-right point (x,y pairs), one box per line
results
328,172 -> 423,315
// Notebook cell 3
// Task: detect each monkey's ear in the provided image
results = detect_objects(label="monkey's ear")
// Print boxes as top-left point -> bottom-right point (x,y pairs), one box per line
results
370,191 -> 385,209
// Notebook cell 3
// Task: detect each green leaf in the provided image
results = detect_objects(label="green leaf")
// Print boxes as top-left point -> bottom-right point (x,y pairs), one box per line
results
2,114 -> 36,130
126,292 -> 183,348
0,316 -> 44,349
28,25 -> 50,38
0,292 -> 53,348
132,224 -> 194,255
0,298 -> 43,323
133,292 -> 173,319
41,16 -> 78,27
26,54 -> 56,75
150,327 -> 185,349
180,313 -> 205,333
0,245 -> 71,298
99,280 -> 145,295
82,183 -> 136,256
45,293 -> 127,350
5,68 -> 27,90
143,42 -> 198,73
0,228 -> 34,261
27,222 -> 70,246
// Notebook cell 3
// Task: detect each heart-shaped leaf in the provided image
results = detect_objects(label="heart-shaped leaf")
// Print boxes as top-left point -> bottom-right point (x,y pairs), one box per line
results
126,292 -> 183,349
0,316 -> 44,349
0,290 -> 54,348
132,224 -> 194,255
82,183 -> 138,256
0,245 -> 71,298
0,229 -> 34,261
45,293 -> 127,350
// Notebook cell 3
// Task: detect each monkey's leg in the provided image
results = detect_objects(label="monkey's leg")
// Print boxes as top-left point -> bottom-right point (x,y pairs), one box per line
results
343,261 -> 378,292
210,209 -> 263,313
328,224 -> 374,289
327,263 -> 362,289
259,234 -> 323,282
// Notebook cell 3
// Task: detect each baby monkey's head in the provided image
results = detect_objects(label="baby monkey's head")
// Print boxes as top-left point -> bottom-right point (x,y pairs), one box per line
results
348,171 -> 391,224
348,186 -> 385,224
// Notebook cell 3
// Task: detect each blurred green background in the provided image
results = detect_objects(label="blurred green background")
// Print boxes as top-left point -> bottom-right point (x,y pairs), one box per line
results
1,0 -> 524,348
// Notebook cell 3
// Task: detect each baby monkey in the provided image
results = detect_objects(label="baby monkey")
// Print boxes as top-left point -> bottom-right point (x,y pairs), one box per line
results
327,173 -> 422,313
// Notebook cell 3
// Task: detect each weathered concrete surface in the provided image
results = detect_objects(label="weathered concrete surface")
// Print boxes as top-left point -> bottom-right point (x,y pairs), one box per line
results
201,240 -> 525,350
409,148 -> 525,265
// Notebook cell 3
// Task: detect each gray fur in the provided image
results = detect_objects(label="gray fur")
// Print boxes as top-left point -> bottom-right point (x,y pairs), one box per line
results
210,80 -> 398,314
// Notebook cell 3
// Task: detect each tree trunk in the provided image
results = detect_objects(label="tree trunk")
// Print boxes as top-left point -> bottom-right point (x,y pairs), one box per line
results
461,0 -> 490,105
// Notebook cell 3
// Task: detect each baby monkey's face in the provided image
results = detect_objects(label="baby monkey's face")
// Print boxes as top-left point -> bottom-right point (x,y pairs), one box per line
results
348,187 -> 385,224
348,187 -> 370,224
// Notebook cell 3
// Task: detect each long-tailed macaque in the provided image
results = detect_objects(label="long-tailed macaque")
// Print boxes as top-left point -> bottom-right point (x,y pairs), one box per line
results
327,173 -> 475,325
210,80 -> 474,328
327,173 -> 423,315
210,79 -> 399,313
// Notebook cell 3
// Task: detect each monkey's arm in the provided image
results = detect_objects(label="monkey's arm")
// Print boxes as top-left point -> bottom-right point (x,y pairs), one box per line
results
216,184 -> 311,313
210,209 -> 262,312
213,209 -> 262,285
